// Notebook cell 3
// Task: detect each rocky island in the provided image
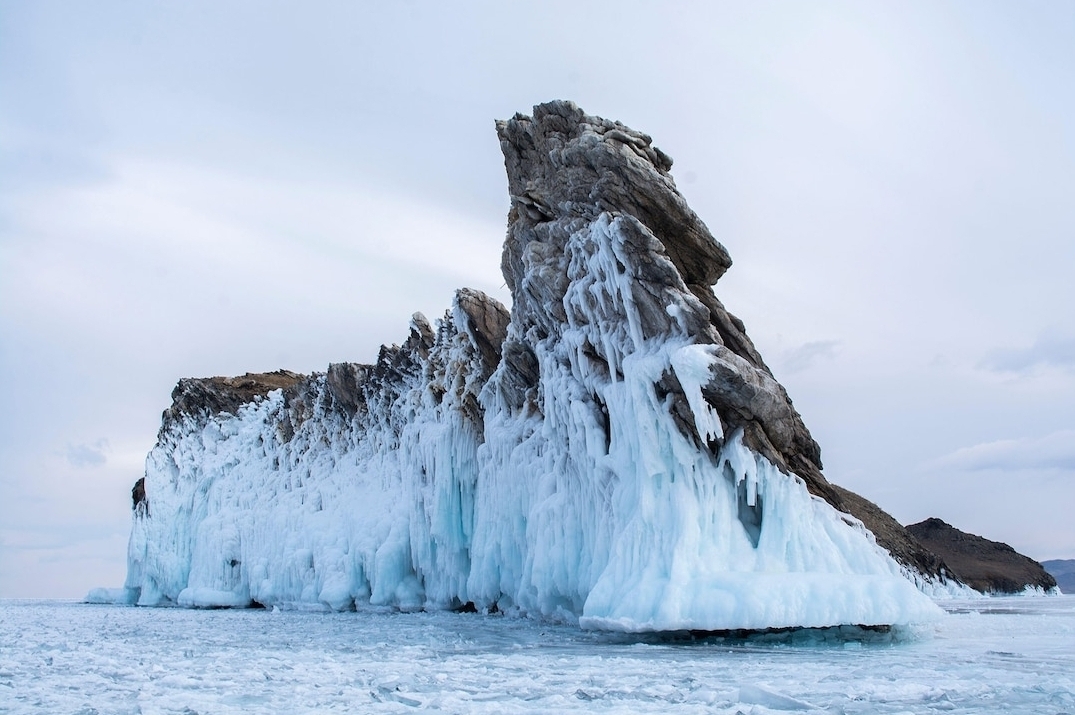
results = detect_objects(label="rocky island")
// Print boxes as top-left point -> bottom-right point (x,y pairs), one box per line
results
102,101 -> 1051,631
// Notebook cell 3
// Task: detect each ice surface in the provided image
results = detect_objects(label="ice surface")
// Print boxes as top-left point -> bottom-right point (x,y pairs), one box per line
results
119,214 -> 940,630
738,683 -> 819,710
2,596 -> 1073,714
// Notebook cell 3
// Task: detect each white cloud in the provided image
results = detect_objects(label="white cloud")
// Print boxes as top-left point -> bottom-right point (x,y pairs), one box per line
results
980,332 -> 1075,375
0,156 -> 512,377
64,439 -> 110,469
779,340 -> 840,374
927,430 -> 1075,473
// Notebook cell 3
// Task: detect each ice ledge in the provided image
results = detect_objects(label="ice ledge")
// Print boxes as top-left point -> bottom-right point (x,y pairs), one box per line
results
580,573 -> 941,632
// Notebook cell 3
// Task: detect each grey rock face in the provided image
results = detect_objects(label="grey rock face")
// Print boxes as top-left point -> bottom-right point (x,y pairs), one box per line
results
498,100 -> 731,291
454,287 -> 511,384
496,100 -> 840,511
131,477 -> 147,517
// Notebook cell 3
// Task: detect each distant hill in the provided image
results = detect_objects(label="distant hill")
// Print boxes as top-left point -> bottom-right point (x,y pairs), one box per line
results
1042,560 -> 1075,594
906,518 -> 1057,594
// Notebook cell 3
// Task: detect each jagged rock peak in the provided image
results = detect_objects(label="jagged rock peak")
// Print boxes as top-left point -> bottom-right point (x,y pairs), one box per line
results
454,287 -> 511,380
495,101 -> 831,504
497,100 -> 732,293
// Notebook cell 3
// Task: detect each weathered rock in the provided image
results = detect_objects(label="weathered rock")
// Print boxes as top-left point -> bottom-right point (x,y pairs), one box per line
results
454,287 -> 511,381
324,362 -> 369,416
906,518 -> 1057,593
495,101 -> 910,568
165,370 -> 306,423
498,100 -> 731,291
131,476 -> 147,517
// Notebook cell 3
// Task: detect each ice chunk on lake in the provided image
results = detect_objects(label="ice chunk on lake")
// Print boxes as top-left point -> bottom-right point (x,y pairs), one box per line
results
739,684 -> 819,710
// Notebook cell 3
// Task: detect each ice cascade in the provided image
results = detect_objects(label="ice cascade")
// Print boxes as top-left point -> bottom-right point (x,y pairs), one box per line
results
120,101 -> 941,630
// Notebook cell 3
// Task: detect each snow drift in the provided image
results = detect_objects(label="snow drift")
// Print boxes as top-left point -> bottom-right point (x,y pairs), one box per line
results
118,101 -> 941,630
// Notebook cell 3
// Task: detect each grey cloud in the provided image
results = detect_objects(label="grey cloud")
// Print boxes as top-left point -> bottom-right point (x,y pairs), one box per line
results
980,333 -> 1075,374
780,340 -> 840,374
65,440 -> 109,469
927,430 -> 1075,473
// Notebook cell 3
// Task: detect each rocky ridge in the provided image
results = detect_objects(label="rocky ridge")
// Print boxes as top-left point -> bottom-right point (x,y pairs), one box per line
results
907,518 -> 1057,593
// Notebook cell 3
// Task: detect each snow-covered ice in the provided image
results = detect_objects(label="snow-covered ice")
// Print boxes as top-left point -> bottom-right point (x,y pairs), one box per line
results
1,596 -> 1072,714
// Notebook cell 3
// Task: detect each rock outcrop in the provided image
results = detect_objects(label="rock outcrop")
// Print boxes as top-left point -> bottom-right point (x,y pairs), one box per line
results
116,101 -> 949,629
906,518 -> 1057,594
497,102 -> 824,491
165,371 -> 305,424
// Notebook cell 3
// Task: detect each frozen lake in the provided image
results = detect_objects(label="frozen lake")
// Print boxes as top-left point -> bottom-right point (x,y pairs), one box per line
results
1,596 -> 1073,714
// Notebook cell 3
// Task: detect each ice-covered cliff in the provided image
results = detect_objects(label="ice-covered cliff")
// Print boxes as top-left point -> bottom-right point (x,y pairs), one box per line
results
118,101 -> 943,630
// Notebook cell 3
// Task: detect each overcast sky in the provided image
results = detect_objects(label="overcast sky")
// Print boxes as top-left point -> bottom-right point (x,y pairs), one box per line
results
2,1 -> 1073,598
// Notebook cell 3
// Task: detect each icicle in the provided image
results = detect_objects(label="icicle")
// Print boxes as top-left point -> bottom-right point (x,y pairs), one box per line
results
670,344 -> 725,444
